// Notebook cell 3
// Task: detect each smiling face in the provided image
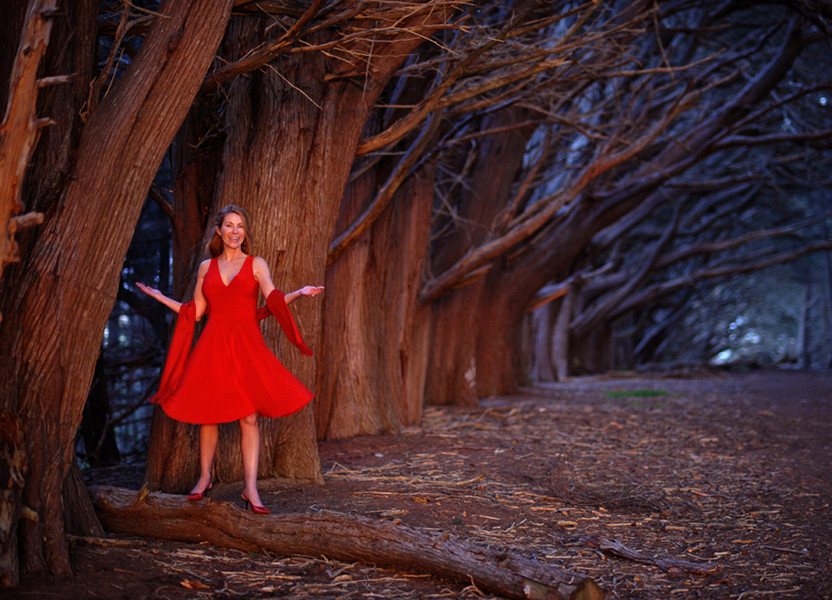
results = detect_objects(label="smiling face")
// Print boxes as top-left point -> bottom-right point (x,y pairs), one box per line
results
207,205 -> 254,257
216,211 -> 246,251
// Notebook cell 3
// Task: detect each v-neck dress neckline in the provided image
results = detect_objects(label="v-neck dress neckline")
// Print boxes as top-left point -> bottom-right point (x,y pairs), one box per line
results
216,255 -> 250,287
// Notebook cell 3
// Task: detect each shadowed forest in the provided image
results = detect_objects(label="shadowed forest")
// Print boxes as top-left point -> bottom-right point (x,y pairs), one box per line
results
1,1 -> 831,598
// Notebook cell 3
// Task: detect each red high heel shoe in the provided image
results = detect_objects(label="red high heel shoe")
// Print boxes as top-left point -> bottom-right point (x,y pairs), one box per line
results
187,483 -> 212,501
241,492 -> 270,515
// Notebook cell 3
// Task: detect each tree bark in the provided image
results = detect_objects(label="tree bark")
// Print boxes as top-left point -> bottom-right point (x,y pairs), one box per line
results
0,0 -> 234,577
90,485 -> 603,600
145,2 -> 455,482
317,162 -> 435,439
426,106 -> 535,405
0,414 -> 26,587
530,302 -> 555,383
552,293 -> 575,381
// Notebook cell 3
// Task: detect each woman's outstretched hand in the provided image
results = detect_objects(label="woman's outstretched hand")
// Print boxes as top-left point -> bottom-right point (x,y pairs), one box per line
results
136,282 -> 163,301
298,286 -> 324,298
137,282 -> 183,313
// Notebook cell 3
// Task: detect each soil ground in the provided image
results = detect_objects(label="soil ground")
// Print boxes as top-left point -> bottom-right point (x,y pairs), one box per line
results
4,370 -> 831,599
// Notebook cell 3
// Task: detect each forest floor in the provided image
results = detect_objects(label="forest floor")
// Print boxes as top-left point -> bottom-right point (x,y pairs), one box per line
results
5,369 -> 831,600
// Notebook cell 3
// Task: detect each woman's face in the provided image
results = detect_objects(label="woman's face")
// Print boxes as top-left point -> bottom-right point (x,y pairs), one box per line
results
217,212 -> 246,250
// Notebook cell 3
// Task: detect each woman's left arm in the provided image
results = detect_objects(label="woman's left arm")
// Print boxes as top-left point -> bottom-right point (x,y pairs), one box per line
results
252,256 -> 324,303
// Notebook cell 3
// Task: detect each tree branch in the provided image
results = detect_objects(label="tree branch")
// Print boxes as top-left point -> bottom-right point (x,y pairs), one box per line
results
327,109 -> 443,266
612,239 -> 832,319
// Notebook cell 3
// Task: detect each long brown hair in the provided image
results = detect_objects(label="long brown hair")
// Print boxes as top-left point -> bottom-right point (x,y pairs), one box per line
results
206,205 -> 255,258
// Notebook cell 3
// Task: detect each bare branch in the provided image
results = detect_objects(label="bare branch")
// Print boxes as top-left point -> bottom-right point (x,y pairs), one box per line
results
327,109 -> 443,266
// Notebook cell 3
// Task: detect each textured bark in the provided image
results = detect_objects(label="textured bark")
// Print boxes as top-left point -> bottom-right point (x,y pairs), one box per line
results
90,486 -> 604,600
475,268 -> 530,396
61,461 -> 104,540
0,0 -> 233,576
0,414 -> 26,587
426,107 -> 535,405
552,292 -> 575,381
530,303 -> 555,383
145,3 -> 455,478
317,162 -> 434,439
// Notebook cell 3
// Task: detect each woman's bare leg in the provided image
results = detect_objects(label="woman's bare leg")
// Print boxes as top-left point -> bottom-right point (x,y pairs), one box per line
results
239,413 -> 263,506
190,424 -> 218,495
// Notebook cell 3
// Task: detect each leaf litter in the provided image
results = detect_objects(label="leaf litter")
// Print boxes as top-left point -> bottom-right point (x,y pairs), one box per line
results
5,370 -> 830,599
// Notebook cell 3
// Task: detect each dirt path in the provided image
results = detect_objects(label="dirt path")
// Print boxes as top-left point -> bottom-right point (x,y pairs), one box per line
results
5,370 -> 831,599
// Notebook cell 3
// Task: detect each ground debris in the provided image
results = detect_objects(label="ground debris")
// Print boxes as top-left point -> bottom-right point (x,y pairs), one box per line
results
4,371 -> 831,600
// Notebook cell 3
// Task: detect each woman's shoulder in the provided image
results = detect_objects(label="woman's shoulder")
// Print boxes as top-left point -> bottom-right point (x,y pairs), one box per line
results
251,255 -> 271,277
197,258 -> 213,275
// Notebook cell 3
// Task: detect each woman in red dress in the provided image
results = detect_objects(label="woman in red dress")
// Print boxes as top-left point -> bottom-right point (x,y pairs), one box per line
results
137,205 -> 323,514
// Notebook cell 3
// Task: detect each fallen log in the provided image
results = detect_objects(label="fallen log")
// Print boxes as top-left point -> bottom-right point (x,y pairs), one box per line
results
90,486 -> 603,600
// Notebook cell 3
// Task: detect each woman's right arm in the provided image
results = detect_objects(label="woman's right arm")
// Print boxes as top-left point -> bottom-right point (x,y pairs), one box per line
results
136,259 -> 210,318
136,282 -> 182,313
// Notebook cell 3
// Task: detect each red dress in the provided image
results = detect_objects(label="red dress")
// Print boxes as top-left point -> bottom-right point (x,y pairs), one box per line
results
155,255 -> 314,424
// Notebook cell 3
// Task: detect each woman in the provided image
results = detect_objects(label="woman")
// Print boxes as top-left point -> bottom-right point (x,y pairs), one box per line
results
138,205 -> 323,514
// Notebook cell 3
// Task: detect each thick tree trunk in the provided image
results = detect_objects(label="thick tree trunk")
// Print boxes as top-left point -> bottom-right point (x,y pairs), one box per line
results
0,0 -> 233,577
145,4 -> 453,481
475,264 -> 531,396
314,58 -> 440,438
426,283 -> 485,406
530,303 -> 556,383
90,486 -> 603,600
552,293 -> 574,381
317,163 -> 434,438
426,107 -> 535,405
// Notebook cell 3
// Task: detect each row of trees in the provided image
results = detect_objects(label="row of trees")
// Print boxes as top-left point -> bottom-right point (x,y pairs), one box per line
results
2,0 -> 831,585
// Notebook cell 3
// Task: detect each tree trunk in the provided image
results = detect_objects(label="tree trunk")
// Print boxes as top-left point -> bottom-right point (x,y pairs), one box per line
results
317,162 -> 434,439
552,293 -> 575,381
0,414 -> 26,586
426,107 -> 535,405
0,0 -> 233,577
530,302 -> 555,383
90,486 -> 604,600
475,266 -> 530,396
145,4 -> 453,482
